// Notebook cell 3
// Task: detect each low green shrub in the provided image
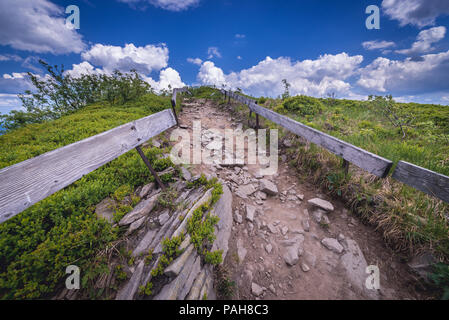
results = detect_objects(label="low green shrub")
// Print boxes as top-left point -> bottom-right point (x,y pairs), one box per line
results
283,95 -> 324,116
0,93 -> 172,299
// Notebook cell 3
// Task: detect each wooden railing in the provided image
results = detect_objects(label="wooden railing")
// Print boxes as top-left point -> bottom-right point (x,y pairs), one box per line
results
1,86 -> 447,224
0,89 -> 190,224
171,87 -> 191,125
222,89 -> 449,204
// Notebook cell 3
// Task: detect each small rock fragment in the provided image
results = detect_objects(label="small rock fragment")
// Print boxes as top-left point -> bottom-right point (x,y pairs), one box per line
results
259,179 -> 279,195
321,238 -> 344,254
265,243 -> 273,254
308,198 -> 334,212
246,205 -> 257,222
251,282 -> 265,297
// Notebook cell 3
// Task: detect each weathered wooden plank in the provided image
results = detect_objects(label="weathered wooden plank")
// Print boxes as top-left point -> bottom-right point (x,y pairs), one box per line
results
392,161 -> 449,203
171,88 -> 191,110
0,109 -> 177,223
246,101 -> 392,177
226,91 -> 392,177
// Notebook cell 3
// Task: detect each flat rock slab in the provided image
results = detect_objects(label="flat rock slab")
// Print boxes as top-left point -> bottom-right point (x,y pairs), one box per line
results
139,183 -> 155,198
164,244 -> 195,278
126,216 -> 147,235
180,167 -> 192,181
119,193 -> 159,226
115,260 -> 144,300
186,270 -> 206,300
235,184 -> 257,199
340,239 -> 379,299
178,255 -> 202,300
321,238 -> 344,254
172,188 -> 213,238
158,211 -> 170,226
154,248 -> 198,300
132,227 -> 159,257
308,198 -> 334,212
259,179 -> 278,195
211,184 -> 233,263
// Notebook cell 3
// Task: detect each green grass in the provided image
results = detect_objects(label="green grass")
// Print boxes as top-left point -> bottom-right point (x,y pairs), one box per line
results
261,95 -> 449,176
0,93 -> 174,299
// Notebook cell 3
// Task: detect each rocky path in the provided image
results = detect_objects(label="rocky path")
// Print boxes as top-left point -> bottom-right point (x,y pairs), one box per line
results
171,97 -> 425,300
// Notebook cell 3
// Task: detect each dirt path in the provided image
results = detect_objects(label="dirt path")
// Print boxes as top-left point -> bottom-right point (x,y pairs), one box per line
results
168,97 -> 425,300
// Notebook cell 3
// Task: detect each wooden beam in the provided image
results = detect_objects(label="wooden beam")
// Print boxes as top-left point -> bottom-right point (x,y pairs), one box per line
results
228,90 -> 392,177
392,161 -> 449,203
245,101 -> 392,177
0,109 -> 177,223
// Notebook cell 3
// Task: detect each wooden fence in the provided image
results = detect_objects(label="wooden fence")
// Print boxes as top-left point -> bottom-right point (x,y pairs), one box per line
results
222,89 -> 449,204
0,86 -> 447,224
0,92 -> 186,224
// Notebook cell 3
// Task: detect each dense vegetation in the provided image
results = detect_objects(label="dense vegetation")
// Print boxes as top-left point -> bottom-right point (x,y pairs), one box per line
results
0,68 -> 177,299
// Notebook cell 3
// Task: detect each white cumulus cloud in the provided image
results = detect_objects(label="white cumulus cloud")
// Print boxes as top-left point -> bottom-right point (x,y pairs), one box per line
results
65,61 -> 106,78
396,26 -> 446,55
81,43 -> 169,74
197,53 -> 363,98
197,61 -> 226,87
382,0 -> 449,28
0,0 -> 85,54
358,50 -> 449,94
143,67 -> 186,92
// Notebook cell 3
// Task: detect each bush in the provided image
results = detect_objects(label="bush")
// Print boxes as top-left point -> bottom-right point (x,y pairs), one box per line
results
0,60 -> 151,132
282,95 -> 324,116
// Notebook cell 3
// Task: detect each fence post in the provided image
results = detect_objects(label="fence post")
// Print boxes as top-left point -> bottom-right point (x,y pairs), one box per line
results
170,98 -> 179,127
136,146 -> 166,190
342,159 -> 349,176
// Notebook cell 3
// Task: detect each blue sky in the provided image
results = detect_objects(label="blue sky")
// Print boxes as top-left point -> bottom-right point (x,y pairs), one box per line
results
1,0 -> 449,114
